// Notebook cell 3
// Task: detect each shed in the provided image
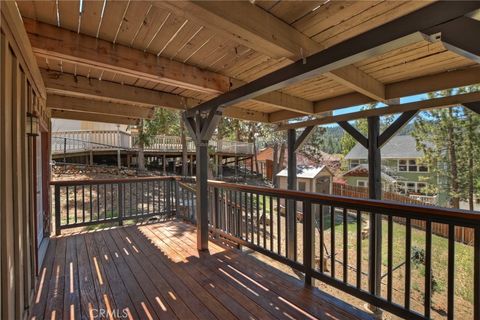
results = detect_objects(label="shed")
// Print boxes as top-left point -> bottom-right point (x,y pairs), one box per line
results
277,165 -> 333,194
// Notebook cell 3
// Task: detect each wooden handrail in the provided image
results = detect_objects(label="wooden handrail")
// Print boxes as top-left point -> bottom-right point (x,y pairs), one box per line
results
206,180 -> 480,224
50,175 -> 180,186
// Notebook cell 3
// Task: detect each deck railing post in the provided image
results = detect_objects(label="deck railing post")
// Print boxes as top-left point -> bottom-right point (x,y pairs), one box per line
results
54,185 -> 61,235
118,183 -> 123,225
214,187 -> 220,229
287,128 -> 297,260
303,200 -> 314,286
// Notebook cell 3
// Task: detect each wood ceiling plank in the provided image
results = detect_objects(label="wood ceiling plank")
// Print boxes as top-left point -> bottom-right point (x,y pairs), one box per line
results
130,6 -> 171,51
97,0 -> 129,42
16,1 -> 37,20
312,1 -> 405,43
265,1 -> 325,25
80,0 -> 105,37
293,1 -> 374,38
113,2 -> 152,47
146,14 -> 191,56
313,1 -> 434,48
32,0 -> 58,26
58,0 -> 80,32
160,20 -> 204,59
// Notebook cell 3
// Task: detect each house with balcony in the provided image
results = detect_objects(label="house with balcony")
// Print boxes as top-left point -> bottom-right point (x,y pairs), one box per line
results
344,135 -> 444,202
1,2 -> 479,320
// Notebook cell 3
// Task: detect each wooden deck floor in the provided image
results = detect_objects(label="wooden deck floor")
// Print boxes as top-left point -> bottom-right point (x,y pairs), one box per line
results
30,220 -> 372,320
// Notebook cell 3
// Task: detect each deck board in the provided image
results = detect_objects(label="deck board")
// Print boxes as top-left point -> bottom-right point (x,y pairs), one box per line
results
31,220 -> 373,320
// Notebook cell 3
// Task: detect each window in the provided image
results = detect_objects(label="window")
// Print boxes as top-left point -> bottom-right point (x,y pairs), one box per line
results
398,159 -> 428,172
417,183 -> 427,193
396,181 -> 428,195
357,180 -> 368,187
298,181 -> 306,192
408,160 -> 417,172
419,164 -> 429,172
350,160 -> 360,169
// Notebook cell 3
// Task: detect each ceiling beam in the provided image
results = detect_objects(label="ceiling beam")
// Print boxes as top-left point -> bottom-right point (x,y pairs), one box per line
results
156,1 -> 387,102
25,19 -> 313,115
277,91 -> 480,130
185,2 -> 480,117
47,94 -> 155,119
427,16 -> 480,63
42,70 -> 268,123
269,66 -> 480,122
51,109 -> 140,125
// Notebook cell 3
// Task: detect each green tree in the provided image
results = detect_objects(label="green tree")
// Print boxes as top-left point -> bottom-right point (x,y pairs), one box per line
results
413,86 -> 480,209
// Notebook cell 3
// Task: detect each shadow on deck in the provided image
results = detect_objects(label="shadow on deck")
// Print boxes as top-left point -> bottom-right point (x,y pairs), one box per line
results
30,220 -> 373,320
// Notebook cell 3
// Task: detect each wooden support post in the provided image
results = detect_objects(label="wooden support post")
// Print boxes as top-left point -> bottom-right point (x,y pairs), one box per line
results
367,116 -> 383,309
183,108 -> 221,251
287,128 -> 297,259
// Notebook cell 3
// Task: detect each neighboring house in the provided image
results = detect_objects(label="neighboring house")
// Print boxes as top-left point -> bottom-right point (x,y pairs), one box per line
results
344,135 -> 436,197
277,166 -> 333,194
255,147 -> 340,180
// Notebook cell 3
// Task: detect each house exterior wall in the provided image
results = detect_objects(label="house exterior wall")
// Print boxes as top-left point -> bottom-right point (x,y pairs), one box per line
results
1,3 -> 48,318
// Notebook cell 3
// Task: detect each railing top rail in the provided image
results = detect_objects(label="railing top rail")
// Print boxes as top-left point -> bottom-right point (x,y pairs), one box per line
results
206,180 -> 480,224
51,176 -> 180,186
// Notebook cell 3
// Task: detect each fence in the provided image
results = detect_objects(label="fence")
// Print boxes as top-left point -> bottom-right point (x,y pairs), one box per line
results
333,183 -> 474,245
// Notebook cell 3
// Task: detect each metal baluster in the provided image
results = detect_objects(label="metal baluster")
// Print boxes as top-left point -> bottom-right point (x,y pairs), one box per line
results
405,217 -> 411,309
331,206 -> 335,278
356,210 -> 361,288
256,193 -> 260,246
104,183 -> 107,220
110,183 -> 114,219
425,220 -> 432,318
66,186 -> 70,225
343,208 -> 348,283
147,181 -> 150,215
54,185 -> 61,235
82,185 -> 85,224
74,185 -> 77,224
244,191 -> 248,241
270,196 -> 273,251
118,183 -> 123,225
387,215 -> 393,302
250,193 -> 254,243
277,197 -> 281,255
303,200 -> 313,286
237,191 -> 241,238
89,184 -> 93,222
319,205 -> 325,273
263,195 -> 266,248
447,224 -> 455,320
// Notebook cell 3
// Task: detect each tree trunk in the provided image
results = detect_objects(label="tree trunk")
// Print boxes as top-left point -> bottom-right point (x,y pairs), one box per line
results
467,112 -> 474,211
180,117 -> 188,176
253,138 -> 259,174
447,109 -> 460,209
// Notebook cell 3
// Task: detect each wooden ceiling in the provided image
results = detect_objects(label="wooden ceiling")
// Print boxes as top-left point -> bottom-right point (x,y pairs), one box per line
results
16,0 -> 480,123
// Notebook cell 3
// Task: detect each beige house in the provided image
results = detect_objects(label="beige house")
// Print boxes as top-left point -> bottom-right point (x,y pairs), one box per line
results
277,165 -> 333,194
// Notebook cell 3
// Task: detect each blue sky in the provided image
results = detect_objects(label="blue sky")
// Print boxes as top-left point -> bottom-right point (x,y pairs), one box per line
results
322,93 -> 429,128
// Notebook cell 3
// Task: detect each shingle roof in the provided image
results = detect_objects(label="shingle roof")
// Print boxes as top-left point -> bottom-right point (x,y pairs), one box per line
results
345,135 -> 423,160
276,165 -> 332,178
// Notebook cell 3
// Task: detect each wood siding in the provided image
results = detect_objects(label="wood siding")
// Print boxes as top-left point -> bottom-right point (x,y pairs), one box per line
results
1,2 -> 47,319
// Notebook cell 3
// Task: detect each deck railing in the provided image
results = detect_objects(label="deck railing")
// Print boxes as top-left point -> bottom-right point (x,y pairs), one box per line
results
204,181 -> 480,320
51,130 -> 254,154
51,177 -> 480,320
51,177 -> 177,234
